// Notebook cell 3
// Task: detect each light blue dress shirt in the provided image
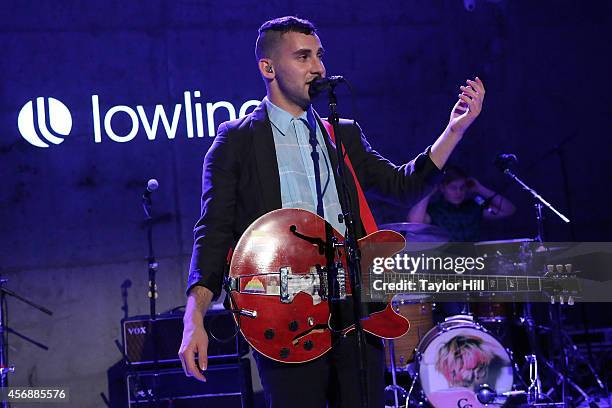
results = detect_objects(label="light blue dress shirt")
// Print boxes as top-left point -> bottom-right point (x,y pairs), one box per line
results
263,97 -> 345,234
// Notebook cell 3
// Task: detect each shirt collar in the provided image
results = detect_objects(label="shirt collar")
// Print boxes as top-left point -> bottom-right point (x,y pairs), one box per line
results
263,96 -> 312,135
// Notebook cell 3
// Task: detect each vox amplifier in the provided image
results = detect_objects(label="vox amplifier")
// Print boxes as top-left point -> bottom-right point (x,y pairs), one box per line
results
123,309 -> 248,365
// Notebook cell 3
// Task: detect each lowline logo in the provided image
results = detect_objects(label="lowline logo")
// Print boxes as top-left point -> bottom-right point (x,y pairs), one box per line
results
17,91 -> 260,149
18,97 -> 73,148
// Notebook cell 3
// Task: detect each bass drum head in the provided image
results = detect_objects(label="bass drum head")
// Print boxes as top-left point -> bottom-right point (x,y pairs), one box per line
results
417,315 -> 513,407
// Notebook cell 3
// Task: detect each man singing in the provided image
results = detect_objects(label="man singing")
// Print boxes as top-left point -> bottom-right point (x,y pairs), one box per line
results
179,16 -> 485,407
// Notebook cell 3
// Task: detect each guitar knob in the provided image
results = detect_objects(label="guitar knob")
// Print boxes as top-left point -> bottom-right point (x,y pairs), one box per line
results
307,317 -> 315,326
280,348 -> 290,359
550,296 -> 555,305
568,296 -> 575,306
559,296 -> 564,305
565,264 -> 573,274
289,321 -> 299,332
304,340 -> 314,351
264,329 -> 275,340
546,265 -> 554,275
556,264 -> 564,274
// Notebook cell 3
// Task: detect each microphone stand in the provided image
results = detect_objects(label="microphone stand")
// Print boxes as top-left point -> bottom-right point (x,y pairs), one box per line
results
499,165 -> 571,406
141,190 -> 162,408
324,85 -> 370,408
142,191 -> 158,319
501,168 -> 570,230
0,277 -> 52,408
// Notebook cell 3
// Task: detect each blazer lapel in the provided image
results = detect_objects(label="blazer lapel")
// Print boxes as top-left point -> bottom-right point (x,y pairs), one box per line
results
250,103 -> 282,212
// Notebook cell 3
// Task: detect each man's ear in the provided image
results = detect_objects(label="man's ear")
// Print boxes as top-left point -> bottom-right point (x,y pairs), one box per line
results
258,59 -> 275,79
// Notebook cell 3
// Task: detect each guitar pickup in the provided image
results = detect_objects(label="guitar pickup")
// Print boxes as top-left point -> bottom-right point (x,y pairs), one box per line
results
280,266 -> 291,303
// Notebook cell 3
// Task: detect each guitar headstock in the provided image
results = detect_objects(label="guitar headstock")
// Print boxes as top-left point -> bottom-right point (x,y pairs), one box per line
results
542,263 -> 580,305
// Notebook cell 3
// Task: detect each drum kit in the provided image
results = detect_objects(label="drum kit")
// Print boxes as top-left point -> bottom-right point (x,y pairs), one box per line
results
379,222 -> 608,408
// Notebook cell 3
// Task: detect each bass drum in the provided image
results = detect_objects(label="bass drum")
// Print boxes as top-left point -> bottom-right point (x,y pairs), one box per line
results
385,294 -> 434,370
416,315 -> 514,408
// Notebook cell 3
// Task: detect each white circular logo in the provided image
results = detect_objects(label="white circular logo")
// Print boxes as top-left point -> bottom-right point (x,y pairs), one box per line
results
18,97 -> 72,148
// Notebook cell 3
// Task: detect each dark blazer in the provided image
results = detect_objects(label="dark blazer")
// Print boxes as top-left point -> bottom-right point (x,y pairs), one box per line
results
187,102 -> 442,299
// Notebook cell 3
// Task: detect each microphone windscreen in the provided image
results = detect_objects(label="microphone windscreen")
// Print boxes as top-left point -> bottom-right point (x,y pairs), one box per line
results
147,178 -> 159,192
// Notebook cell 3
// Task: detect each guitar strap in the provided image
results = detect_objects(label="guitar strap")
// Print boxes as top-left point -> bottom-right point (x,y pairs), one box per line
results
321,120 -> 378,235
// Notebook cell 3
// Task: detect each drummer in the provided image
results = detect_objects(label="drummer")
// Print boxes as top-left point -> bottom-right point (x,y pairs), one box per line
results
407,165 -> 515,242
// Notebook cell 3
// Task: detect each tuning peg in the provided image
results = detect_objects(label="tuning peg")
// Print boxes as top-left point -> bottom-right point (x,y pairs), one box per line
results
559,296 -> 564,305
556,264 -> 564,274
550,296 -> 555,304
565,264 -> 573,274
568,296 -> 575,306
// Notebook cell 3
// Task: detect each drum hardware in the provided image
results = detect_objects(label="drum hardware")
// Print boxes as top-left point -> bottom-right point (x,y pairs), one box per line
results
385,339 -> 408,408
388,307 -> 605,407
520,263 -> 600,405
405,369 -> 421,408
498,153 -> 574,406
540,357 -> 594,405
380,257 -> 601,407
381,164 -> 607,407
523,319 -> 608,398
385,296 -> 433,407
476,384 -> 527,404
526,354 -> 542,404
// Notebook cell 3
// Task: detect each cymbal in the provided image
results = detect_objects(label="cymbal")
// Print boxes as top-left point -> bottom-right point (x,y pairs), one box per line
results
379,222 -> 450,243
474,238 -> 535,246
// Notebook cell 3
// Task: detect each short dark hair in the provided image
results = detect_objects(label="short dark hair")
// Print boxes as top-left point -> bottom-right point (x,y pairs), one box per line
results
441,165 -> 468,185
255,16 -> 317,60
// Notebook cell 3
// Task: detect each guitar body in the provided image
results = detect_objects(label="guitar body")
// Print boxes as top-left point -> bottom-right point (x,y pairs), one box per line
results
229,208 -> 408,363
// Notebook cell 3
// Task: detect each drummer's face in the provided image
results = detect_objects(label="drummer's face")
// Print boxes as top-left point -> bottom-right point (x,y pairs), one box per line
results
441,179 -> 467,205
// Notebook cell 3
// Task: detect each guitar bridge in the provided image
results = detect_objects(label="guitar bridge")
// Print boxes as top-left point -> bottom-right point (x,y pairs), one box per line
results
279,266 -> 323,304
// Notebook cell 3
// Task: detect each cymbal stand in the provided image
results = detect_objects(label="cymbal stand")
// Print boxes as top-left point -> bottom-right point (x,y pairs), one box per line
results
405,370 -> 421,408
525,354 -> 541,404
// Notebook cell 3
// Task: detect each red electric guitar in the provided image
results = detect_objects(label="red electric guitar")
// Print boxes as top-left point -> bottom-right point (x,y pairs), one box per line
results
226,208 -> 409,363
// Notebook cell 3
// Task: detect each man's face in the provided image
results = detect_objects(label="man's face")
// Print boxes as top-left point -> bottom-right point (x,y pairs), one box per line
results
440,179 -> 467,205
271,32 -> 326,110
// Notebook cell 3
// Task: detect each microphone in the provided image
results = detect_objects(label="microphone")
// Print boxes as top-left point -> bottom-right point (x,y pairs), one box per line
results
308,75 -> 345,98
476,384 -> 496,404
476,384 -> 526,404
143,178 -> 159,197
494,153 -> 518,171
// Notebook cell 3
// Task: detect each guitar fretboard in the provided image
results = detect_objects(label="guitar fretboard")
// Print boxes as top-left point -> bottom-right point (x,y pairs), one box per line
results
368,271 -> 544,295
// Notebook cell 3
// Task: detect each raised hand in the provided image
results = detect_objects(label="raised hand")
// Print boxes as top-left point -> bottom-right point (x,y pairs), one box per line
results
448,77 -> 485,135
